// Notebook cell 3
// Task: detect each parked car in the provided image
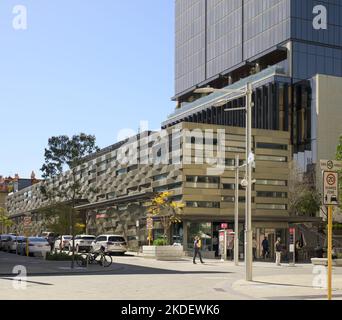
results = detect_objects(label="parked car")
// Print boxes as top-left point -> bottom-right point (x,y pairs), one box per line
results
68,235 -> 96,253
54,235 -> 72,251
0,235 -> 12,251
91,235 -> 127,255
3,235 -> 25,253
18,237 -> 50,257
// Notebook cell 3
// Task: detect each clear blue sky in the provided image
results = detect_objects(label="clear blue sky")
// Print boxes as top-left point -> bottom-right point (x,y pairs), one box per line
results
0,0 -> 174,178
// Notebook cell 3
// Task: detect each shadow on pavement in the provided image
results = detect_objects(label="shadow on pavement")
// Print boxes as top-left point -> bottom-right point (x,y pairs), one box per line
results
0,262 -> 233,278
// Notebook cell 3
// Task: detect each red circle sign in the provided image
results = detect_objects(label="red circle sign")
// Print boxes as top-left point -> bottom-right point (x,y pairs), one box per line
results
326,174 -> 336,186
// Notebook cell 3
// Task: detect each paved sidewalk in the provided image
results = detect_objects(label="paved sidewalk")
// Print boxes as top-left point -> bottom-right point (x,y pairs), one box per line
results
0,251 -> 123,276
2,251 -> 342,300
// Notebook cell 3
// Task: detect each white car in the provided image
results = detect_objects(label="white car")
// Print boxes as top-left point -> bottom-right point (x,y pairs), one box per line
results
67,235 -> 96,253
54,235 -> 72,251
4,235 -> 25,253
91,235 -> 127,255
18,237 -> 51,257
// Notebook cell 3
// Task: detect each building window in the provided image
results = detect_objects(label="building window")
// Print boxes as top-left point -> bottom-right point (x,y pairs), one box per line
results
116,168 -> 127,176
256,142 -> 288,150
256,191 -> 288,198
186,201 -> 220,208
256,155 -> 287,162
222,196 -> 254,203
222,183 -> 245,190
153,173 -> 169,181
186,176 -> 220,184
255,179 -> 287,186
256,204 -> 287,210
153,182 -> 182,193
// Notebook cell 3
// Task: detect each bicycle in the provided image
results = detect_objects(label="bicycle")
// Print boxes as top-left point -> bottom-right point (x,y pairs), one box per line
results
76,249 -> 112,268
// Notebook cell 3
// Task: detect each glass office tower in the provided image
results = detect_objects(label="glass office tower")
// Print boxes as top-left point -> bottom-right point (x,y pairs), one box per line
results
174,0 -> 342,101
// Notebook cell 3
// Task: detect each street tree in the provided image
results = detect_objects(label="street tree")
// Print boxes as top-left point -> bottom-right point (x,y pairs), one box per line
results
288,161 -> 321,217
40,133 -> 99,267
148,192 -> 184,244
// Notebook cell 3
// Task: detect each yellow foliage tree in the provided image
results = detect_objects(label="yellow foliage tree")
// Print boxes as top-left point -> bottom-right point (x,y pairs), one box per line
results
148,192 -> 184,243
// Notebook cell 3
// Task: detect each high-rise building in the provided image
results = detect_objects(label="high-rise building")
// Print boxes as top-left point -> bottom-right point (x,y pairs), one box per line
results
174,0 -> 342,101
169,0 -> 342,188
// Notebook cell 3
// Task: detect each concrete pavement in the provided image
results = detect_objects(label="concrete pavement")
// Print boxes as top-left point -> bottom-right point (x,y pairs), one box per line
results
1,251 -> 342,300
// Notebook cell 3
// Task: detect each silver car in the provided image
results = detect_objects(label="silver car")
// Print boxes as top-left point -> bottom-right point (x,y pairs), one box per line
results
91,235 -> 127,255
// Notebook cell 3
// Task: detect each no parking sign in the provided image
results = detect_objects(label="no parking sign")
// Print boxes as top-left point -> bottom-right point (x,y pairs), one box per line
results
323,171 -> 339,205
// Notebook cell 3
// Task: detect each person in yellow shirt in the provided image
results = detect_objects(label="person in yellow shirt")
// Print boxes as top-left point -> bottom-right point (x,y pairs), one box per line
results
193,236 -> 204,264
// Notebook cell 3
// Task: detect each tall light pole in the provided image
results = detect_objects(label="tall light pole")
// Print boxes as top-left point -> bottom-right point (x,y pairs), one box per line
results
245,83 -> 253,281
234,154 -> 239,266
194,82 -> 254,281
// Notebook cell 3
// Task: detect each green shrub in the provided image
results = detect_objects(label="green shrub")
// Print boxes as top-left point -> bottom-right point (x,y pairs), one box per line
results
46,252 -> 72,261
153,238 -> 168,246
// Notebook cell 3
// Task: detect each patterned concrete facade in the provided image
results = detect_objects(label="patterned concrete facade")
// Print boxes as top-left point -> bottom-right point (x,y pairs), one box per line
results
6,122 -> 292,252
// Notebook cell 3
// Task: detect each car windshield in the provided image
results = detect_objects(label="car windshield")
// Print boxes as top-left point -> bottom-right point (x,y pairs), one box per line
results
108,236 -> 125,242
63,236 -> 72,239
81,236 -> 95,240
29,238 -> 48,242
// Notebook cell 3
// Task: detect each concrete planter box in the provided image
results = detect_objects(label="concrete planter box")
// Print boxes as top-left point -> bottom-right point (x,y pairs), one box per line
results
311,258 -> 342,266
142,245 -> 184,261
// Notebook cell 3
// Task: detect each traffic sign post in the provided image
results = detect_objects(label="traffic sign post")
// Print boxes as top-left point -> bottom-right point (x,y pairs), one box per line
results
146,216 -> 154,246
289,227 -> 296,266
320,160 -> 341,300
23,216 -> 32,257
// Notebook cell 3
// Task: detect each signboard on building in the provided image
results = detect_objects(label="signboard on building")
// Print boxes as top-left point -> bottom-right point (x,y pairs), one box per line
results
96,214 -> 108,219
323,171 -> 339,206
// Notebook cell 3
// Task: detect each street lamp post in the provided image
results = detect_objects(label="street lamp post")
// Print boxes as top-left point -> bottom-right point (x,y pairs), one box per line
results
234,154 -> 239,266
245,83 -> 253,281
195,82 -> 254,281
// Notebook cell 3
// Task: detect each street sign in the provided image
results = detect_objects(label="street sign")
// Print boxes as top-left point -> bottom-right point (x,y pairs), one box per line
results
320,160 -> 342,171
323,171 -> 339,206
23,216 -> 31,226
146,217 -> 153,230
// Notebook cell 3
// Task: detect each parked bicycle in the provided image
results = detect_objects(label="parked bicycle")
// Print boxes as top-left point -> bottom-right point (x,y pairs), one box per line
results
76,246 -> 112,267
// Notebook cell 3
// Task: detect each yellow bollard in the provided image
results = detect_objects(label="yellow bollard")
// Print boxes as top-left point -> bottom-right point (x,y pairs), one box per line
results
328,205 -> 333,300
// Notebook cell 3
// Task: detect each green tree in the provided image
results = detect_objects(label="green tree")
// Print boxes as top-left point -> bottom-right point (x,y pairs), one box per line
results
40,133 -> 99,268
288,161 -> 321,217
0,207 -> 13,233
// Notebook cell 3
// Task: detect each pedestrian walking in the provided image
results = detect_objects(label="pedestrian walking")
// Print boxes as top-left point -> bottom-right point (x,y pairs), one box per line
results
275,238 -> 282,266
252,237 -> 257,260
262,236 -> 269,259
193,236 -> 204,264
